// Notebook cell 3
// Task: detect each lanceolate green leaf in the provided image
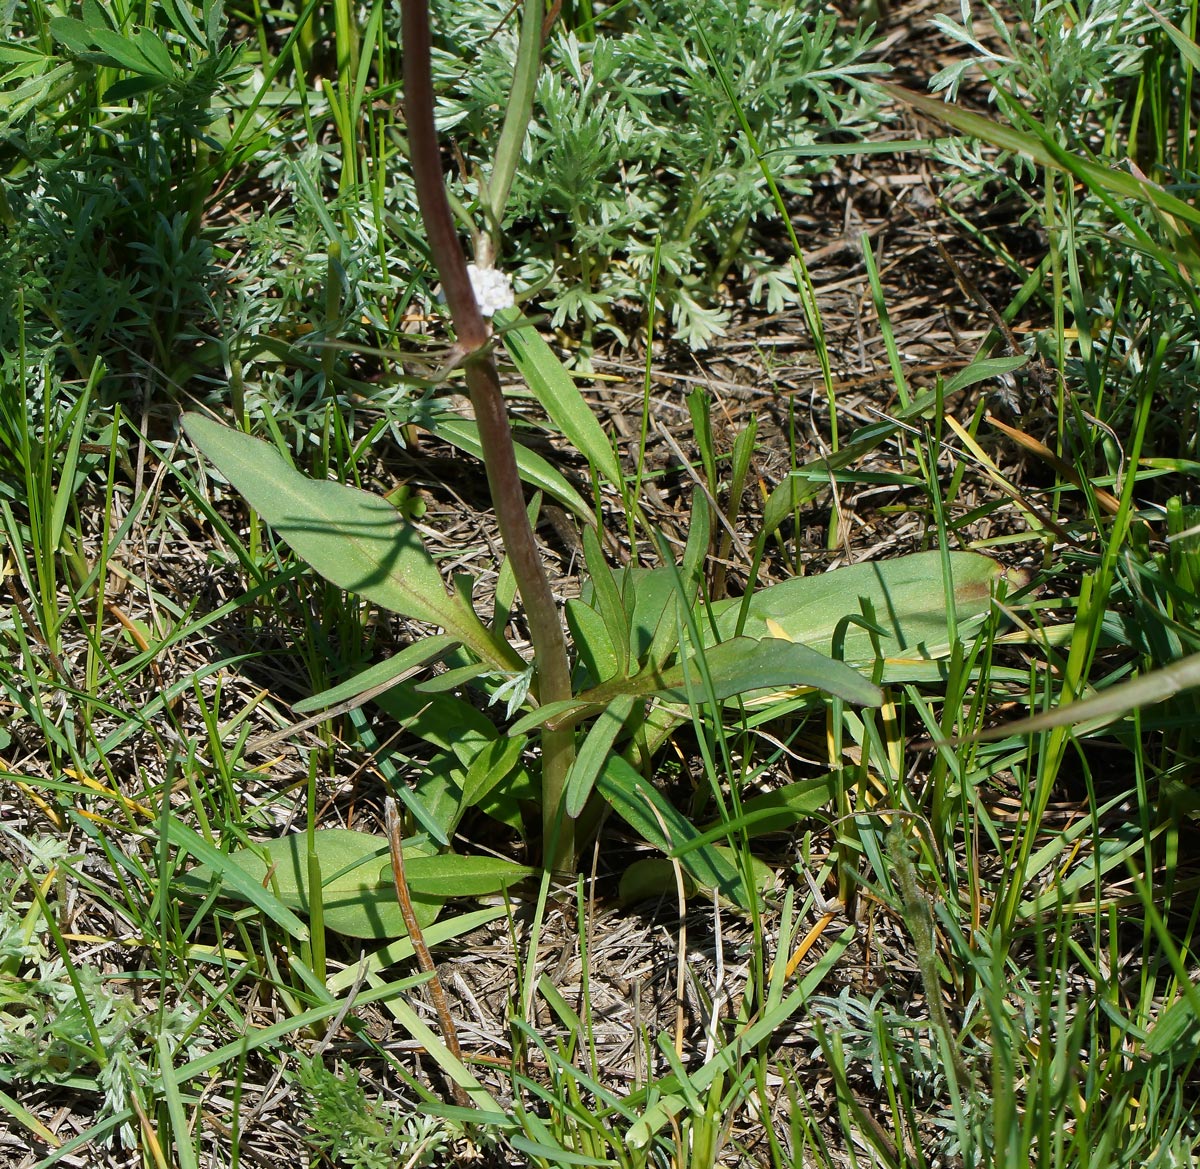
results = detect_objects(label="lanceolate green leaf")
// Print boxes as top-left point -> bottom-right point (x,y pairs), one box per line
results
484,0 -> 542,222
401,853 -> 536,898
422,413 -> 592,523
496,306 -> 625,490
595,756 -> 753,911
167,821 -> 311,941
210,829 -> 436,940
945,354 -> 1028,394
291,634 -> 460,714
662,637 -> 882,706
566,693 -> 638,818
510,634 -> 882,734
619,566 -> 684,662
565,598 -> 619,686
582,636 -> 882,709
645,494 -> 712,671
372,684 -> 497,769
712,775 -> 838,838
611,497 -> 712,671
179,829 -> 530,940
1147,4 -> 1200,72
183,415 -> 519,672
460,734 -> 528,810
707,551 -> 1016,662
618,847 -> 775,907
583,525 -> 630,678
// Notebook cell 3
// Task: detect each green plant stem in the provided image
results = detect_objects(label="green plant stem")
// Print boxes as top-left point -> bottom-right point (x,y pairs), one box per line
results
401,0 -> 576,872
484,0 -> 544,258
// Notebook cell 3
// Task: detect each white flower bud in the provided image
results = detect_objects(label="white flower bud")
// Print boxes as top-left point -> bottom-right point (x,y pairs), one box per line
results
466,263 -> 515,317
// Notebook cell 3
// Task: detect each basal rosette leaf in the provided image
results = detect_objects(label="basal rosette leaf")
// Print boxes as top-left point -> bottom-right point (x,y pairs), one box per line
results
184,415 -> 519,672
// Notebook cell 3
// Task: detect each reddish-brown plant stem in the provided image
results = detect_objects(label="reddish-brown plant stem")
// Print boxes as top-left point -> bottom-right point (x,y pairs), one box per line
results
399,0 -> 486,350
400,0 -> 576,871
385,799 -> 470,1107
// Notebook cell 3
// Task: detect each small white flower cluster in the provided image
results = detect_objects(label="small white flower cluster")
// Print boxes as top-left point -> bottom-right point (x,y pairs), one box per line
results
466,263 -> 515,317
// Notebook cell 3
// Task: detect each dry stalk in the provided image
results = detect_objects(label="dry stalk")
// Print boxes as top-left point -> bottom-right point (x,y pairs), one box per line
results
384,797 -> 470,1108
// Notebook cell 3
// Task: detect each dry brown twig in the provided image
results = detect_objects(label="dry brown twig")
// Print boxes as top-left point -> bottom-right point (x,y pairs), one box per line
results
384,797 -> 471,1108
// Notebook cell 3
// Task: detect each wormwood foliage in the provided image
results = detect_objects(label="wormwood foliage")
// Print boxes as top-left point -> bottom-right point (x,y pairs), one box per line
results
928,0 -> 1200,464
435,0 -> 883,348
295,1054 -> 448,1169
0,846 -> 205,1149
0,0 -> 243,389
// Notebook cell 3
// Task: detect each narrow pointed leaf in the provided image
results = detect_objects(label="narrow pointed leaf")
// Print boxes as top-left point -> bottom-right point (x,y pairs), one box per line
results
596,756 -> 754,911
291,635 -> 459,714
583,525 -> 629,677
1147,4 -> 1200,72
652,637 -> 881,706
423,413 -> 592,522
645,494 -> 711,670
566,694 -> 637,818
48,17 -> 93,54
711,775 -> 838,837
90,28 -> 162,73
566,598 -> 620,686
130,28 -> 175,78
372,683 -> 497,768
619,566 -> 683,662
508,697 -> 599,735
401,853 -> 536,898
581,637 -> 881,708
460,734 -> 527,810
945,354 -> 1028,393
619,848 -> 774,908
496,306 -> 626,490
